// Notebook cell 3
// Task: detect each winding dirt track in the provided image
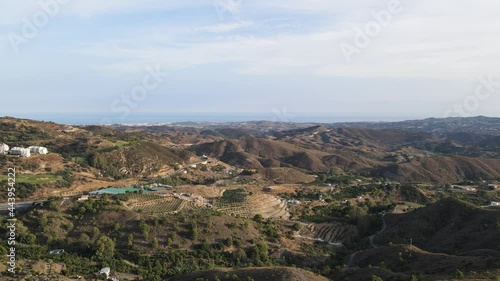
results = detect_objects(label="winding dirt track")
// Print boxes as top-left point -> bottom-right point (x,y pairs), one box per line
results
348,214 -> 387,268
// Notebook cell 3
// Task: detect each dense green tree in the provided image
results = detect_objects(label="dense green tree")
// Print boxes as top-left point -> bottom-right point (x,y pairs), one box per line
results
139,220 -> 150,240
190,222 -> 199,240
152,237 -> 159,248
78,233 -> 91,249
292,223 -> 302,231
127,233 -> 134,248
455,269 -> 464,279
95,235 -> 115,261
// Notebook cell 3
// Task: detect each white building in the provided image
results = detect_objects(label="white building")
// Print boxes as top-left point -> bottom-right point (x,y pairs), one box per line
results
99,267 -> 111,279
491,201 -> 500,207
28,146 -> 48,154
78,195 -> 89,201
0,143 -> 9,154
452,185 -> 477,192
9,147 -> 31,157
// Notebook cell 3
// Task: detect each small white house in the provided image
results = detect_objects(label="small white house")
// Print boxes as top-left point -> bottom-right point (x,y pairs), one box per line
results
9,147 -> 31,157
99,267 -> 111,279
78,195 -> 89,201
0,143 -> 9,154
491,201 -> 500,207
452,185 -> 477,192
28,146 -> 48,154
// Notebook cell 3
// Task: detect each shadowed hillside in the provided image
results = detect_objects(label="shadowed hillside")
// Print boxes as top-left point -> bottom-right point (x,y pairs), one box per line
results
375,198 -> 500,254
170,267 -> 331,281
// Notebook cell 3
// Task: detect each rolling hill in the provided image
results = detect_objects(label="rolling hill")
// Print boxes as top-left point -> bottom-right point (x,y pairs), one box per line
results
170,267 -> 331,281
375,198 -> 500,254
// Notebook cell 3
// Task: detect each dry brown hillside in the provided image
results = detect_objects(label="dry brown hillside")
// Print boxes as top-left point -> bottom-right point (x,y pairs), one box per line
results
373,155 -> 500,182
190,137 -> 380,173
88,141 -> 194,179
169,267 -> 331,281
375,198 -> 500,254
343,244 -> 500,281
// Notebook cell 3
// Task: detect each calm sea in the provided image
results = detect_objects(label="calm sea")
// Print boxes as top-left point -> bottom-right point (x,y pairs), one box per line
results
5,112 -> 410,125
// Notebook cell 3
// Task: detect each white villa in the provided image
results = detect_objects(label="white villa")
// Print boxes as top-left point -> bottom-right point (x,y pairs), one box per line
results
9,147 -> 31,157
0,143 -> 9,154
28,146 -> 48,154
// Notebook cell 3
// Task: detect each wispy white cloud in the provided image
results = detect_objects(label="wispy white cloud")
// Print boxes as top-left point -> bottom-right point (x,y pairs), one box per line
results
57,0 -> 498,80
197,21 -> 255,33
0,0 -> 205,25
2,0 -> 500,117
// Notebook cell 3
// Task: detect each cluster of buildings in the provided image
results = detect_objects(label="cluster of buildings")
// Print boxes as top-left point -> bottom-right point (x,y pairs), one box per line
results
0,143 -> 48,157
451,185 -> 477,192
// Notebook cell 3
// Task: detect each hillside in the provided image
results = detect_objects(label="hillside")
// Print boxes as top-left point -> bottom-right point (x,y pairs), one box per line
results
343,244 -> 500,281
332,116 -> 500,136
88,141 -> 194,179
372,155 -> 500,182
190,137 -> 325,171
191,131 -> 500,183
170,267 -> 331,281
375,198 -> 500,254
190,136 -> 380,173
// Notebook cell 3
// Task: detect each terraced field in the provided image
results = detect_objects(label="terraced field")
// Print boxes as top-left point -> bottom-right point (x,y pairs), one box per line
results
193,186 -> 225,198
124,193 -> 161,203
213,189 -> 252,217
124,194 -> 189,214
247,194 -> 290,219
213,190 -> 290,219
298,222 -> 358,245
183,201 -> 207,211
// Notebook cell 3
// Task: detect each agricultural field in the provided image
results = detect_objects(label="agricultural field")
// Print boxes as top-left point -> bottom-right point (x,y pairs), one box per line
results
213,189 -> 290,219
213,189 -> 252,217
298,222 -> 358,244
163,185 -> 226,198
393,202 -> 425,214
0,173 -> 60,184
121,193 -> 193,214
247,194 -> 290,219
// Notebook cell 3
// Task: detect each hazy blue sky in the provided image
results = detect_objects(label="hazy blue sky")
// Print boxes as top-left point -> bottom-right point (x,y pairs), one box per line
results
1,0 -> 499,123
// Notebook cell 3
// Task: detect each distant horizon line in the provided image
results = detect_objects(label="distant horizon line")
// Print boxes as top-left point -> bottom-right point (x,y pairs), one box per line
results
2,113 -> 499,126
